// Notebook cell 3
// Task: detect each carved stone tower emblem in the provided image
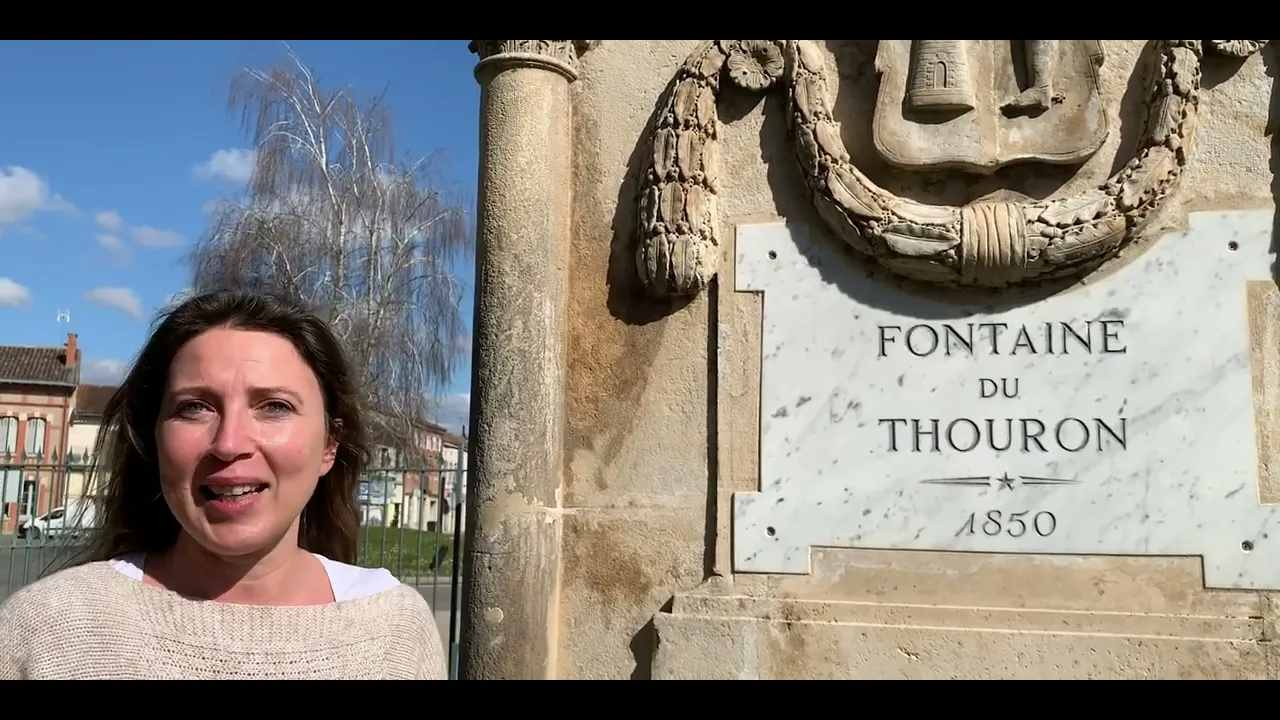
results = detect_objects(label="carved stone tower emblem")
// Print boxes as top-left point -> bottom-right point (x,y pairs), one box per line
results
873,40 -> 1108,174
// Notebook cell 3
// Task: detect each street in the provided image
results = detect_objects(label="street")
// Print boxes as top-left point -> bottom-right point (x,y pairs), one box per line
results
0,544 -> 459,644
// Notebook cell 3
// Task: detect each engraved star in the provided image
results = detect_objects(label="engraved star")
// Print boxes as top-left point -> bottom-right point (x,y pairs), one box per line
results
997,473 -> 1016,491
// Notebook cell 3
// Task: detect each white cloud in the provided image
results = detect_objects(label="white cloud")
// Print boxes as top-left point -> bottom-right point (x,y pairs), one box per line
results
85,286 -> 144,320
0,225 -> 44,240
431,392 -> 471,433
92,212 -> 183,252
131,226 -> 185,247
94,210 -> 123,231
97,233 -> 130,264
0,277 -> 32,307
81,357 -> 128,384
194,148 -> 255,186
0,166 -> 76,224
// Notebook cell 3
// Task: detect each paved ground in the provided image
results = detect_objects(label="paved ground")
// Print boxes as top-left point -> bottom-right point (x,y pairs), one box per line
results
1,544 -> 459,645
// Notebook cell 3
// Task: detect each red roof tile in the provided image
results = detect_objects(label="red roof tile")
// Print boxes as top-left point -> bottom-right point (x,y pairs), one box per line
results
74,384 -> 118,418
0,345 -> 78,386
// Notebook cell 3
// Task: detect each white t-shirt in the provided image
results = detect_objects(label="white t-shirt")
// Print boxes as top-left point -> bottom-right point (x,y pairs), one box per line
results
108,552 -> 400,602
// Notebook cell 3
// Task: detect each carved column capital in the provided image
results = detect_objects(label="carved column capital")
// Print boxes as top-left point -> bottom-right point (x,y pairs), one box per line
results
469,40 -> 599,83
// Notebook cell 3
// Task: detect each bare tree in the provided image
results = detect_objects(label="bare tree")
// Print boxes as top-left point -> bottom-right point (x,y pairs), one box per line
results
188,48 -> 472,463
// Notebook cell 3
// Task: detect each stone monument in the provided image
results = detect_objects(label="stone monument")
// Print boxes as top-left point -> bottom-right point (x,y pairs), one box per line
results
463,40 -> 1279,680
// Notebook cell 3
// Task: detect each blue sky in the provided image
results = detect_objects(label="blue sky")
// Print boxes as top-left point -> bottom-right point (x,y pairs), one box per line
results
0,40 -> 479,431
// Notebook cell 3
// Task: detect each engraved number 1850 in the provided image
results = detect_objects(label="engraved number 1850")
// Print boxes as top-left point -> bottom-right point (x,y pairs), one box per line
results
955,510 -> 1057,538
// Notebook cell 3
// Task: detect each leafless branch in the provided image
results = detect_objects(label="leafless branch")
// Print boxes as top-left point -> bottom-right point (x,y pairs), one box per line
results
187,47 -> 473,462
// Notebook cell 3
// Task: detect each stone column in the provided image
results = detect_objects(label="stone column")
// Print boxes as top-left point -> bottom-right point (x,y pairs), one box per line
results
460,39 -> 593,680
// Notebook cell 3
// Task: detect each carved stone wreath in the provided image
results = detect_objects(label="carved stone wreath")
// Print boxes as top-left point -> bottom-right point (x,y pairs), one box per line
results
635,40 -> 1270,298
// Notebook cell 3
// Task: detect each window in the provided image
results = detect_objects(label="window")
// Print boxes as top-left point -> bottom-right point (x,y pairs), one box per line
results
0,417 -> 16,454
19,480 -> 36,517
0,471 -> 18,508
0,417 -> 18,508
23,418 -> 46,457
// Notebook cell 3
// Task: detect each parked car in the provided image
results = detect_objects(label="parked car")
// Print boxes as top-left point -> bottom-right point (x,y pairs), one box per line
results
16,498 -> 100,541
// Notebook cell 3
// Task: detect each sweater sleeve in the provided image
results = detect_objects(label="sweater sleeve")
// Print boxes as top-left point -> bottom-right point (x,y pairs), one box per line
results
379,585 -> 450,679
418,620 -> 449,680
0,622 -> 21,679
419,635 -> 450,676
398,586 -> 448,679
0,589 -> 37,680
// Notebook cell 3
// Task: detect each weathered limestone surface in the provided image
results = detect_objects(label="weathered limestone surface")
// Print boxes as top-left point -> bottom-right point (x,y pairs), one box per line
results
460,40 -> 582,680
465,40 -> 1280,679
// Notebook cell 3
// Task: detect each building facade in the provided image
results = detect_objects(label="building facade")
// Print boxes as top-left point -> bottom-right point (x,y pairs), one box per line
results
0,334 -> 81,531
363,416 -> 468,534
64,383 -> 115,502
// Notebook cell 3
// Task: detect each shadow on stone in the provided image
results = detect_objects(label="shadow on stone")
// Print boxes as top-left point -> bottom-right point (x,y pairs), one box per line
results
1260,44 -> 1280,285
628,596 -> 672,679
1107,40 -> 1159,177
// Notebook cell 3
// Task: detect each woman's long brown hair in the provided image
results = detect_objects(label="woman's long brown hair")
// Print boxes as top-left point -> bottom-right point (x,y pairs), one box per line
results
66,290 -> 369,566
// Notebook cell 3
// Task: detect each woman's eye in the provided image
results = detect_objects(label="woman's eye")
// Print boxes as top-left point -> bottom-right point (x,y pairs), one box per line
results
174,401 -> 207,417
261,400 -> 294,415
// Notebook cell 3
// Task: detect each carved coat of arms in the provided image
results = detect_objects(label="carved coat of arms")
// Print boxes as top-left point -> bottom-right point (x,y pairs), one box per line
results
872,40 -> 1108,174
634,40 -> 1269,298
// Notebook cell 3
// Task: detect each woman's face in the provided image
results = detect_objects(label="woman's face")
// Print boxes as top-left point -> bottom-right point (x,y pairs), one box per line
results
156,328 -> 337,559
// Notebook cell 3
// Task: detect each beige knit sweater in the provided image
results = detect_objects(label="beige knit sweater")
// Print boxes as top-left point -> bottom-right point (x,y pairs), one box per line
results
0,561 -> 448,680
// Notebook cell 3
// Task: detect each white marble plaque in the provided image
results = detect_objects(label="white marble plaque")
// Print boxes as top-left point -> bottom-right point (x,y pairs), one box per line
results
732,210 -> 1280,590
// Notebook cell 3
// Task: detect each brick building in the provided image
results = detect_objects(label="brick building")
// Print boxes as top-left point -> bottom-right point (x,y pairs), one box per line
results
0,333 -> 81,531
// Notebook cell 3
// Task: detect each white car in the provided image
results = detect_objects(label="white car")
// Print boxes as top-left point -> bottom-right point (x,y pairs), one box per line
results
17,499 -> 99,541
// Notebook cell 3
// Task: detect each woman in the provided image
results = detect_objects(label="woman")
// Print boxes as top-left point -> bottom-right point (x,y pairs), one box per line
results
0,290 -> 448,680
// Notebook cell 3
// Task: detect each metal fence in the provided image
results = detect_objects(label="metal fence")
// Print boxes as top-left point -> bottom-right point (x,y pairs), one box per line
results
0,451 -> 467,678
